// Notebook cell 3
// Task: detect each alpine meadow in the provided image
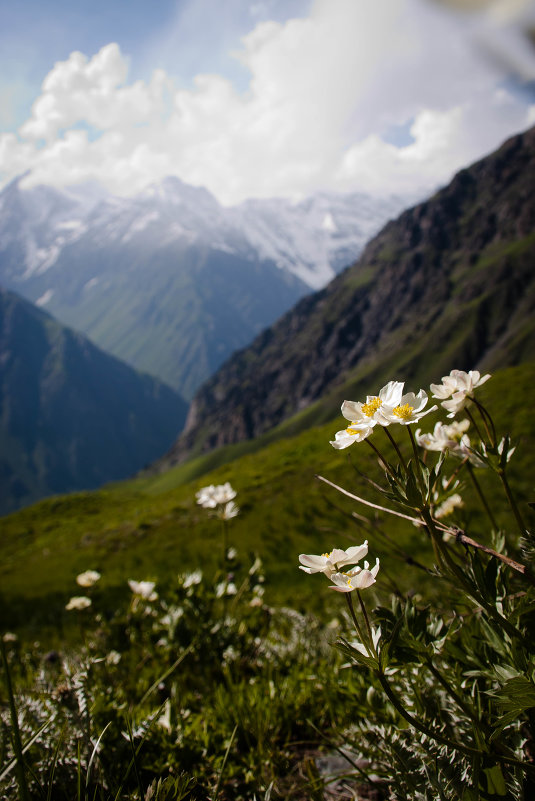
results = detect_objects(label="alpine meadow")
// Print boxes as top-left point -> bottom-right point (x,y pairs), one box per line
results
1,56 -> 535,801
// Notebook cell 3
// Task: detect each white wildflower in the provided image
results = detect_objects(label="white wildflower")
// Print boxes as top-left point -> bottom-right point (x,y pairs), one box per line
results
76,570 -> 101,588
328,559 -> 380,593
299,543 -> 370,578
65,596 -> 92,611
128,580 -> 158,601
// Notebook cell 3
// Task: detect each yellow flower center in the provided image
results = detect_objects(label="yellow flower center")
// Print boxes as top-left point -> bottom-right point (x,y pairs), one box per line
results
361,397 -> 382,417
345,426 -> 361,436
322,551 -> 333,559
393,403 -> 414,420
346,577 -> 353,588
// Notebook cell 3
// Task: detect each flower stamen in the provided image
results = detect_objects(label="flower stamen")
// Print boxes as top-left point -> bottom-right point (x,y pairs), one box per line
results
393,403 -> 414,420
361,397 -> 382,417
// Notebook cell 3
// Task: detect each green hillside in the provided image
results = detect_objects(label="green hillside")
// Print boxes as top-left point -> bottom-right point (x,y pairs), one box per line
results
1,359 -> 533,636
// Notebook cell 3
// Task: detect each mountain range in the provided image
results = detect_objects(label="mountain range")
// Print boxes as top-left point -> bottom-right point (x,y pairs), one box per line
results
0,287 -> 187,515
163,126 -> 535,466
0,177 -> 405,399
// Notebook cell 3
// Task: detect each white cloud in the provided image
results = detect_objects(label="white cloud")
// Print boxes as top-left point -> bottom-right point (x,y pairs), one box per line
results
1,0 -> 535,204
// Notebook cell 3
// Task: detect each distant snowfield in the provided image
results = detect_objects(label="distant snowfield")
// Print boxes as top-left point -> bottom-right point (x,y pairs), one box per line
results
0,174 -> 410,291
0,173 -> 413,396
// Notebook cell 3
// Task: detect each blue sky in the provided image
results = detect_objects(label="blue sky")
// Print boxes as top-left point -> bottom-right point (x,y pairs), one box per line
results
1,0 -> 535,205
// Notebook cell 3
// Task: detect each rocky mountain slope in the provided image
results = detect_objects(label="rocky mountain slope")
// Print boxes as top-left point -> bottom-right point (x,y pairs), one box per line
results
0,288 -> 187,515
0,177 -> 405,398
165,126 -> 535,464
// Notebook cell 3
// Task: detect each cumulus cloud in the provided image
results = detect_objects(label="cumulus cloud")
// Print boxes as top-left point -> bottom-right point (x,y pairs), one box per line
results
2,0 -> 535,204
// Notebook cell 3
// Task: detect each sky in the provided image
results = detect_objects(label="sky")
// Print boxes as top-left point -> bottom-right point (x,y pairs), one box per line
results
1,0 -> 535,206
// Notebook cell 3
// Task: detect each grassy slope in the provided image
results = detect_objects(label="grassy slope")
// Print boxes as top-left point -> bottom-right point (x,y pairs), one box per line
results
1,361 -> 533,635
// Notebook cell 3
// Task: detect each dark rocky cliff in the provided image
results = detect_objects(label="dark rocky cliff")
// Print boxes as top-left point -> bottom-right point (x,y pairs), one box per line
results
163,126 -> 535,465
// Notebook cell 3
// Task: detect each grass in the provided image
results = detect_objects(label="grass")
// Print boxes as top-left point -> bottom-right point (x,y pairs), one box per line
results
1,361 -> 534,638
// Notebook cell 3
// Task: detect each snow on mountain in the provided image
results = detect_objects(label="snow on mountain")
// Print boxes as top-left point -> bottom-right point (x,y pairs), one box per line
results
0,175 -> 407,292
0,174 -> 410,396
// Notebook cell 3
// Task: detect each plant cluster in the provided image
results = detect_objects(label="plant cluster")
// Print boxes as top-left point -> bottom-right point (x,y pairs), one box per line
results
300,369 -> 535,799
1,488 -> 347,800
1,370 -> 534,800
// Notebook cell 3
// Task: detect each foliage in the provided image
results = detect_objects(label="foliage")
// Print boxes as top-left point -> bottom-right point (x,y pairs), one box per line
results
300,369 -> 535,799
1,553 -> 350,800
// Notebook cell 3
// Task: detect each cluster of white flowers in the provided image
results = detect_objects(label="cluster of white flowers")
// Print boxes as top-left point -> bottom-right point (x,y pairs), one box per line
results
66,568 -> 101,610
331,370 -> 491,450
128,579 -> 158,601
330,380 -> 437,449
299,542 -> 380,593
196,482 -> 240,519
196,482 -> 236,508
430,369 -> 490,417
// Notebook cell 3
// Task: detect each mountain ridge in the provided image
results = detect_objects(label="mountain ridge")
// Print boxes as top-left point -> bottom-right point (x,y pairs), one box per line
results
162,125 -> 535,466
0,176 -> 406,398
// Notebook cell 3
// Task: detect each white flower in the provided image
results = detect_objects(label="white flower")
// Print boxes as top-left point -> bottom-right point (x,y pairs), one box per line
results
196,482 -> 237,508
430,370 -> 491,417
435,493 -> 464,519
328,558 -> 380,592
182,569 -> 203,588
381,390 -> 437,426
299,542 -> 370,577
2,632 -> 18,643
330,423 -> 373,449
65,596 -> 92,611
216,581 -> 238,597
220,500 -> 239,520
416,419 -> 470,457
128,580 -> 158,601
343,381 -> 405,428
76,570 -> 101,588
330,381 -> 406,448
226,547 -> 238,560
106,650 -> 121,665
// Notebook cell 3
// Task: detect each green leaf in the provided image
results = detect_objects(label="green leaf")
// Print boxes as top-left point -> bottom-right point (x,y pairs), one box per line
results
482,765 -> 507,796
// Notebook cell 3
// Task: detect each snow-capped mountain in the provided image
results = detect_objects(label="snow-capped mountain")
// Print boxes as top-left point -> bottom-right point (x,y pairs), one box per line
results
0,175 -> 407,397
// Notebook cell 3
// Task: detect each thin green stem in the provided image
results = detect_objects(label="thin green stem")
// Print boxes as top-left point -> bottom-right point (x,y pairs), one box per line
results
471,398 -> 497,448
408,426 -> 428,501
364,437 -> 400,484
465,407 -> 486,445
1,638 -> 31,801
498,467 -> 528,538
356,591 -> 375,655
345,593 -> 367,646
466,462 -> 499,531
384,427 -> 408,472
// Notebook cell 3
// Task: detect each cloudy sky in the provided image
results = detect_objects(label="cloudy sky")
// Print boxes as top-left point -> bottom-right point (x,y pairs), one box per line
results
1,0 -> 535,205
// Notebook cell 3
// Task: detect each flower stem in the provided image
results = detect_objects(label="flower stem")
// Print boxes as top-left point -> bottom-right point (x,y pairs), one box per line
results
384,427 -> 408,472
345,593 -> 367,646
356,591 -> 376,655
471,397 -> 497,448
466,462 -> 499,531
364,437 -> 400,484
498,467 -> 528,538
